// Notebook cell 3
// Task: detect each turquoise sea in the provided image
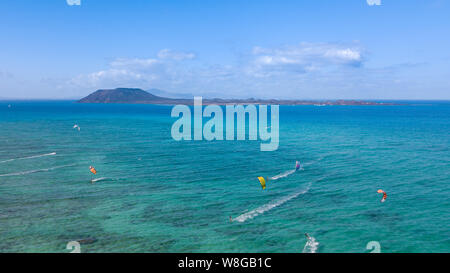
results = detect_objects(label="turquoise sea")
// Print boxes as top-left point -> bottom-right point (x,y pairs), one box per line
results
0,101 -> 449,253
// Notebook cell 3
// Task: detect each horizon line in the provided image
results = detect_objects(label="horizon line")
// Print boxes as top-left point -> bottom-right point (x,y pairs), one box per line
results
1,98 -> 450,102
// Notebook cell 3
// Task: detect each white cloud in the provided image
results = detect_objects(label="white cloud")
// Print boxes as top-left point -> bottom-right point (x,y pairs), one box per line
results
66,0 -> 81,6
367,0 -> 381,6
110,58 -> 160,68
69,49 -> 196,89
157,49 -> 195,61
324,48 -> 362,63
247,43 -> 364,77
69,69 -> 148,89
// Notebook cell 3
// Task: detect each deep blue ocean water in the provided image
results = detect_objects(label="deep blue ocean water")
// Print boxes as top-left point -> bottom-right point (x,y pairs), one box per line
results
0,101 -> 449,253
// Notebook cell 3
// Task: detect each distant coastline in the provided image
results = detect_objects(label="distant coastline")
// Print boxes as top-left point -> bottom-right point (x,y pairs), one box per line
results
77,88 -> 398,106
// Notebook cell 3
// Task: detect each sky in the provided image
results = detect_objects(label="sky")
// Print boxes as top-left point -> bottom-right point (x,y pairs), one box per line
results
0,0 -> 449,100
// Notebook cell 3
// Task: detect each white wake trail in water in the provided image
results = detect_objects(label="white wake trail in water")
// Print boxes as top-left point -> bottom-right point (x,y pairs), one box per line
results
270,169 -> 296,180
302,236 -> 319,253
91,177 -> 111,183
0,164 -> 74,177
234,183 -> 311,223
0,152 -> 56,163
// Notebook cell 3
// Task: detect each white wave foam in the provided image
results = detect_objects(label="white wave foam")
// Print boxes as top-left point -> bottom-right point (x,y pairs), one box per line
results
302,236 -> 319,253
0,152 -> 56,163
0,164 -> 74,177
234,184 -> 310,223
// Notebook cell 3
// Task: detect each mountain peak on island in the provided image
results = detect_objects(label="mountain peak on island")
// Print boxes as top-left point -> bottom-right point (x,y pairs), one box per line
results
78,88 -> 164,103
78,87 -> 396,106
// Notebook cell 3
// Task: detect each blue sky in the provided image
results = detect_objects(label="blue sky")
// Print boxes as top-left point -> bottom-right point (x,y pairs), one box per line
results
0,0 -> 449,99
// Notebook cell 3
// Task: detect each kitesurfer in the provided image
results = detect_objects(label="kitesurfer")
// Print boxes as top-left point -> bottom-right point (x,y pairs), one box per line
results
89,166 -> 97,175
377,189 -> 387,202
257,177 -> 266,190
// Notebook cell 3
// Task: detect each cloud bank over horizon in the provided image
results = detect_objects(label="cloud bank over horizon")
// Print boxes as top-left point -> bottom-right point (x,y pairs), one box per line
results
62,42 -> 437,100
1,40 -> 444,100
66,43 -> 376,99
